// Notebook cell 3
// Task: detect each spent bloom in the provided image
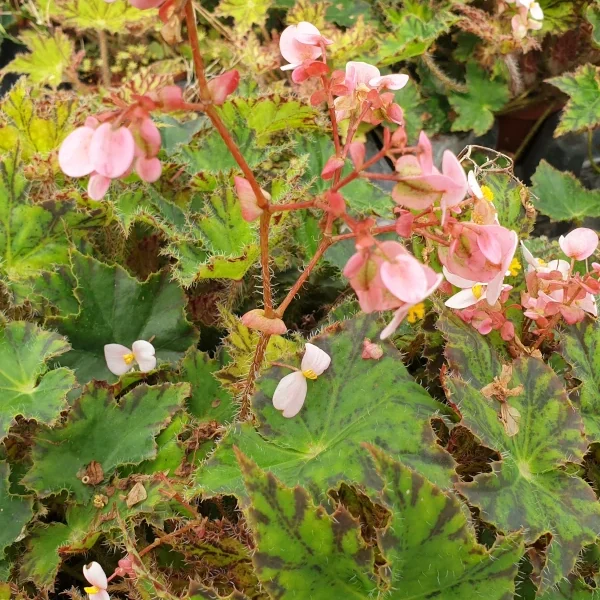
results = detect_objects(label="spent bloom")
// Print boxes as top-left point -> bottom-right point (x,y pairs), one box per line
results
104,340 -> 156,376
83,562 -> 109,600
272,343 -> 331,418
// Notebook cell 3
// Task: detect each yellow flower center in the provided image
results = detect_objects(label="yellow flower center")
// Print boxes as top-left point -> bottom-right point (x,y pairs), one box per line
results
407,302 -> 425,323
302,369 -> 318,380
84,587 -> 100,595
480,185 -> 494,202
509,257 -> 522,276
472,284 -> 484,300
123,352 -> 135,365
537,258 -> 547,267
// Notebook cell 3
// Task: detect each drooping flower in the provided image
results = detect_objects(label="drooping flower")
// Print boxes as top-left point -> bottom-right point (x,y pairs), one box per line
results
279,22 -> 332,83
559,228 -> 599,261
272,343 -> 331,418
241,309 -> 287,335
83,562 -> 109,600
104,340 -> 156,376
234,176 -> 270,222
392,132 -> 468,223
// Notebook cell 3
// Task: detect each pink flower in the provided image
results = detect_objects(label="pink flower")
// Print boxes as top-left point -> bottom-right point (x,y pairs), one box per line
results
440,223 -> 518,287
207,70 -> 240,105
443,267 -> 512,309
392,132 -> 467,223
131,117 -> 162,183
272,343 -> 331,418
559,228 -> 599,261
234,176 -> 269,222
279,22 -> 332,83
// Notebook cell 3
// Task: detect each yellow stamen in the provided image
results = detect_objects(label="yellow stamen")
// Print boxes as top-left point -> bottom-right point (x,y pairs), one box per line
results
480,185 -> 494,202
536,258 -> 547,267
302,369 -> 318,380
407,302 -> 425,323
123,352 -> 135,365
472,284 -> 484,300
84,587 -> 100,594
509,257 -> 522,276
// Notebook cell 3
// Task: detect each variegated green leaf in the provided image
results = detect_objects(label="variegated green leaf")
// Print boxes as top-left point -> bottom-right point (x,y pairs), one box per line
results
235,449 -> 377,599
368,446 -> 523,599
198,316 -> 456,501
0,462 -> 33,558
448,357 -> 600,589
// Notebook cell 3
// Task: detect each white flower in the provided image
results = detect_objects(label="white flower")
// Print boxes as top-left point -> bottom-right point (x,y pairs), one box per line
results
529,2 -> 543,21
443,267 -> 511,308
272,343 -> 331,418
83,562 -> 110,600
104,340 -> 156,376
520,242 -> 569,278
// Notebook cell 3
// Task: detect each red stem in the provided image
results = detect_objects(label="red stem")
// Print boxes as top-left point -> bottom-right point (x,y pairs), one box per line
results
269,200 -> 316,213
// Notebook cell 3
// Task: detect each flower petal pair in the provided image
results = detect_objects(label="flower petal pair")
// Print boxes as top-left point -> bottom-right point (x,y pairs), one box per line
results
272,343 -> 331,418
104,340 -> 156,376
83,562 -> 110,600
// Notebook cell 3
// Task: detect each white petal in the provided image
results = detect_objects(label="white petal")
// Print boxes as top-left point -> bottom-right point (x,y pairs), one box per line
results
90,591 -> 110,600
520,241 -> 536,268
103,344 -> 132,376
272,371 -> 308,418
445,288 -> 480,309
132,340 -> 156,372
467,170 -> 483,199
485,270 -> 504,305
529,2 -> 543,20
547,259 -> 570,278
442,266 -> 477,289
301,343 -> 331,376
83,562 -> 108,590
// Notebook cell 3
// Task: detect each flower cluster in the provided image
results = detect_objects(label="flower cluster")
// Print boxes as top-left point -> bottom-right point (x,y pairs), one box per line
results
59,87 -> 183,199
501,0 -> 544,38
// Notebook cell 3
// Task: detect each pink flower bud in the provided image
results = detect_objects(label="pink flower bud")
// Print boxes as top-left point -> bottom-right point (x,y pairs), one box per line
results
559,228 -> 599,261
321,155 -> 345,180
395,210 -> 414,238
135,156 -> 162,182
207,70 -> 240,106
234,176 -> 267,222
241,309 -> 287,335
155,85 -> 184,111
348,142 -> 365,169
326,190 -> 346,217
362,339 -> 383,360
88,173 -> 111,200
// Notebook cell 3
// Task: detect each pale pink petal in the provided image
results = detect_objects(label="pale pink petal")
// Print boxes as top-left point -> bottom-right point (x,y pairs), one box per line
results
520,241 -> 537,269
380,256 -> 428,304
272,371 -> 308,418
58,127 -> 95,177
547,259 -> 570,278
137,118 -> 161,156
104,344 -> 132,376
207,70 -> 240,106
476,228 -> 503,264
417,131 -> 434,173
83,562 -> 108,590
380,306 -> 409,340
559,228 -> 599,261
132,340 -> 156,372
301,343 -> 331,376
368,73 -> 409,91
87,174 -> 111,200
135,157 -> 162,182
442,266 -> 476,288
279,23 -> 322,67
445,288 -> 480,309
89,123 -> 135,178
577,294 -> 598,317
485,271 -> 504,305
129,0 -> 165,7
234,176 -> 264,222
345,61 -> 380,91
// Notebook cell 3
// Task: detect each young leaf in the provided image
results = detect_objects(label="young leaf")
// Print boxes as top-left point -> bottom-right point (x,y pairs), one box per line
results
448,63 -> 509,136
0,321 -> 75,441
3,30 -> 73,88
0,462 -> 33,559
560,319 -> 600,441
368,446 -> 523,599
48,251 -> 198,384
235,449 -> 377,599
447,357 -> 600,589
550,64 -> 600,135
198,316 -> 456,500
530,160 -> 600,221
21,382 -> 189,501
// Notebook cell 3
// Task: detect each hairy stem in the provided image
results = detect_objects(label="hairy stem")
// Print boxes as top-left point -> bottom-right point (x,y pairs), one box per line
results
98,30 -> 111,88
239,332 -> 271,420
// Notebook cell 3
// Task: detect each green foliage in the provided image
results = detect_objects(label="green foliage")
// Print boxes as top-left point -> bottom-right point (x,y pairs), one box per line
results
561,320 -> 600,441
198,316 -> 455,500
587,1 -> 600,47
236,449 -> 377,599
370,446 -> 523,599
530,160 -> 600,221
0,321 -> 75,441
484,173 -> 535,236
3,30 -> 73,87
448,63 -> 509,136
217,0 -> 272,34
21,382 -> 189,501
550,65 -> 600,136
448,357 -> 600,589
48,251 -> 198,384
0,462 -> 33,558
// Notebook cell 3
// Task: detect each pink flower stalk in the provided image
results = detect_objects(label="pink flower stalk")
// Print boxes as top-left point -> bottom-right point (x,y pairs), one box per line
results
391,132 -> 468,223
207,70 -> 240,105
559,228 -> 599,261
279,22 -> 332,83
234,176 -> 270,222
333,61 -> 408,123
343,241 -> 443,339
439,223 -> 518,289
